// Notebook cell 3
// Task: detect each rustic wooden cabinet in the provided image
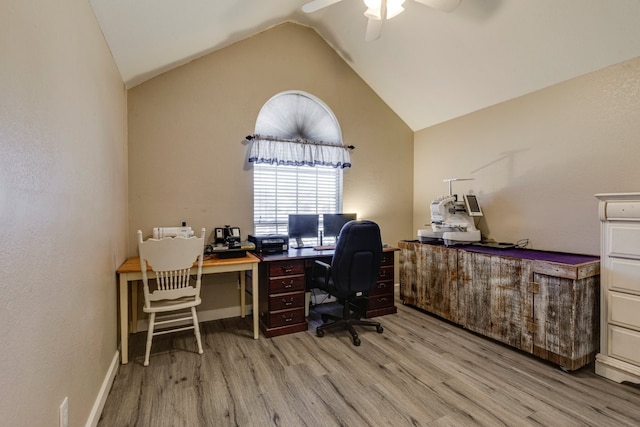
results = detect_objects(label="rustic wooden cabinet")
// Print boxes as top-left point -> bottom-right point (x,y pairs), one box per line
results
595,193 -> 640,384
458,250 -> 525,350
399,243 -> 458,322
399,240 -> 600,370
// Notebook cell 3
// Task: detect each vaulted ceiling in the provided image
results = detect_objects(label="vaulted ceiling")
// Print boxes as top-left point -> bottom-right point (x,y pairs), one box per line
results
89,0 -> 640,131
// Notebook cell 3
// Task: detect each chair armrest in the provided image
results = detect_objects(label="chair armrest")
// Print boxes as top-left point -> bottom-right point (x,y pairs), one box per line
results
314,260 -> 330,270
313,260 -> 332,285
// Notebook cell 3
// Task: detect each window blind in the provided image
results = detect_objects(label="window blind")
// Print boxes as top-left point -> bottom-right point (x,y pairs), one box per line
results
253,163 -> 342,236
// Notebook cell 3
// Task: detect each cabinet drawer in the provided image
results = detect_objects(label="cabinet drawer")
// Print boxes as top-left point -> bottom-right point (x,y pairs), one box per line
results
609,292 -> 640,330
366,294 -> 395,310
268,259 -> 305,277
381,251 -> 395,266
269,291 -> 305,311
609,224 -> 640,259
609,325 -> 640,365
269,275 -> 306,294
266,308 -> 306,328
377,265 -> 393,282
370,280 -> 394,296
609,258 -> 640,294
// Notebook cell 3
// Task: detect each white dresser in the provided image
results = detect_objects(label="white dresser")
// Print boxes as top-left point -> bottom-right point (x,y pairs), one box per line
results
595,193 -> 640,384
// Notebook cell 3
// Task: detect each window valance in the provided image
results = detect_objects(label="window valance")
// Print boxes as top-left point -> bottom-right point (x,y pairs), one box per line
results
246,134 -> 353,169
246,91 -> 351,169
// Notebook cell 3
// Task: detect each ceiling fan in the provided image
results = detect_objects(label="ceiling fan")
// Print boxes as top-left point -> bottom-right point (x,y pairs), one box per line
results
302,0 -> 462,42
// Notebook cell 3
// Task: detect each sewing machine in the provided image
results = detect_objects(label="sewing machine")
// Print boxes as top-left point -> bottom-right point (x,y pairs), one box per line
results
417,179 -> 483,246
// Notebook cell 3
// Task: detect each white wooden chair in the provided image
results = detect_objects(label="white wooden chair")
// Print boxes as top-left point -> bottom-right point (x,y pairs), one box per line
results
137,228 -> 206,366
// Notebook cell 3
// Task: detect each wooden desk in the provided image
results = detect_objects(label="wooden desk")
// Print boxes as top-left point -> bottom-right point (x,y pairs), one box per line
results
256,246 -> 399,337
116,253 -> 260,364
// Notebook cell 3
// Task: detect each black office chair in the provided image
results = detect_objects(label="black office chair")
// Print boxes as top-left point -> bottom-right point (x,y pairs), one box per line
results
313,220 -> 384,346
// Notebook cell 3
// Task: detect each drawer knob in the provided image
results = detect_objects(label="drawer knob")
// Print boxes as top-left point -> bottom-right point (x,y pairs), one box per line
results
283,298 -> 294,306
282,314 -> 294,322
281,265 -> 294,273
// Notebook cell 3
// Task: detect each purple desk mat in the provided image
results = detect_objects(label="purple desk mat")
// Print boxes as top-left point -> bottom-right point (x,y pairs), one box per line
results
459,245 -> 598,265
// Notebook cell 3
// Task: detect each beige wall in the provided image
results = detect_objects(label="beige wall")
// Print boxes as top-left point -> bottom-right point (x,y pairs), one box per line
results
128,23 -> 414,314
2,2 -> 637,422
414,56 -> 640,256
0,0 -> 127,426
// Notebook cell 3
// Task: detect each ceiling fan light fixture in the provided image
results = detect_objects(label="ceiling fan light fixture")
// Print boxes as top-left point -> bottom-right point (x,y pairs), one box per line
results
364,7 -> 382,20
364,0 -> 405,20
386,0 -> 405,19
303,0 -> 462,42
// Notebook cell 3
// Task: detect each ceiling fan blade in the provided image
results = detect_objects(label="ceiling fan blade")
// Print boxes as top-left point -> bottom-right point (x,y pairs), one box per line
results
302,0 -> 345,13
365,17 -> 383,42
413,0 -> 462,13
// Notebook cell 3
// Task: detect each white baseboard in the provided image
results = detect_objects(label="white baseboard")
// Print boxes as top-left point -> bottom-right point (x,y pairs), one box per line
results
85,350 -> 119,427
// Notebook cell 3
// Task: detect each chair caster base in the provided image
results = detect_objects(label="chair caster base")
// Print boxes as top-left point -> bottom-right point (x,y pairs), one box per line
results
314,301 -> 383,346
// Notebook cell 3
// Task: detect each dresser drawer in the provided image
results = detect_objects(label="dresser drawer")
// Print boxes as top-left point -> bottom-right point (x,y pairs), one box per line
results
609,291 -> 640,330
266,308 -> 306,328
609,258 -> 640,294
269,291 -> 305,311
269,275 -> 306,294
609,224 -> 640,259
268,259 -> 305,277
609,325 -> 640,365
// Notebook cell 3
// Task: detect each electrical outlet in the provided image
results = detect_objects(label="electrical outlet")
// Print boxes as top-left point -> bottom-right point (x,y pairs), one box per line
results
59,397 -> 68,427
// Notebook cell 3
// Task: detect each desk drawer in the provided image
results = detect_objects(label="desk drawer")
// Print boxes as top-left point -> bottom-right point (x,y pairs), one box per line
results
269,275 -> 306,294
370,280 -> 394,296
269,291 -> 305,311
269,259 -> 305,277
367,294 -> 395,310
381,251 -> 395,266
266,308 -> 306,328
377,265 -> 393,282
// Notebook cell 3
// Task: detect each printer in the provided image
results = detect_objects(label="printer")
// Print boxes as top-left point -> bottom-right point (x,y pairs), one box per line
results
248,234 -> 289,254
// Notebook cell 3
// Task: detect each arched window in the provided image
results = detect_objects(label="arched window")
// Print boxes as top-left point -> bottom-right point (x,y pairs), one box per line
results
249,91 -> 348,242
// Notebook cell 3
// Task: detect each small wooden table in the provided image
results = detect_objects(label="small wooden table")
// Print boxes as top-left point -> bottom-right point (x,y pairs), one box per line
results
116,253 -> 260,364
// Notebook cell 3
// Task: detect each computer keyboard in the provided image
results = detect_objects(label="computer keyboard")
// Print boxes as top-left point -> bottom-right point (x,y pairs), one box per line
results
313,245 -> 336,251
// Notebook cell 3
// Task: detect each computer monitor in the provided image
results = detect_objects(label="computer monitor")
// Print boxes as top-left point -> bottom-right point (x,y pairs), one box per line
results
322,213 -> 357,242
287,214 -> 319,248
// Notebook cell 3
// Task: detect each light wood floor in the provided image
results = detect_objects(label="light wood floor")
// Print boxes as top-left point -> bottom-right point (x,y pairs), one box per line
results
99,294 -> 640,427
